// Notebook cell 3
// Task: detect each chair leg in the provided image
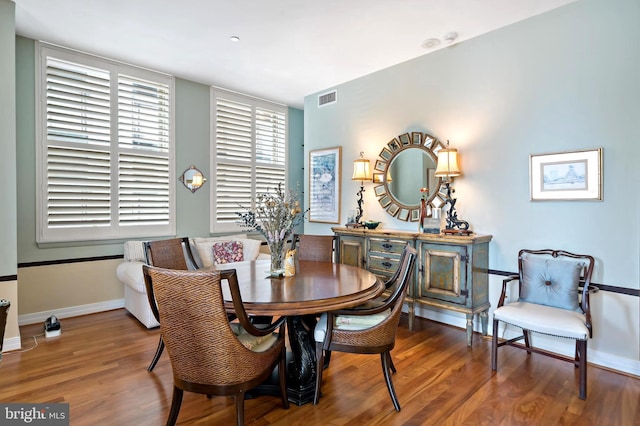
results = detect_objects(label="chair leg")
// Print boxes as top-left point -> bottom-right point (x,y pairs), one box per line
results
166,386 -> 183,426
313,341 -> 325,404
381,352 -> 401,411
577,340 -> 587,400
235,390 -> 245,426
523,330 -> 531,352
388,353 -> 397,374
324,350 -> 332,368
148,335 -> 165,372
491,319 -> 499,371
278,349 -> 289,409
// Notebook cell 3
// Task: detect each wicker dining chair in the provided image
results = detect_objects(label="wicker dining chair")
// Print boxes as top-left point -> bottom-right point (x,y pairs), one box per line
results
291,234 -> 335,263
143,237 -> 197,372
313,244 -> 417,411
142,266 -> 289,426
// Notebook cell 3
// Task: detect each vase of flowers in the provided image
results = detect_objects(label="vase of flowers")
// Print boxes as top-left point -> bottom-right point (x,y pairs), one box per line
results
237,183 -> 306,276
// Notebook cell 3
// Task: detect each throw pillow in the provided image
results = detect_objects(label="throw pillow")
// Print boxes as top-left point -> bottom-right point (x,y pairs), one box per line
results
212,241 -> 244,264
194,237 -> 262,267
519,254 -> 584,311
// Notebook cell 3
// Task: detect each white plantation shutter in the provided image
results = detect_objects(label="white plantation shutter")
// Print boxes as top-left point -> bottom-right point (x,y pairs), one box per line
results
37,43 -> 175,243
211,89 -> 287,232
117,74 -> 171,227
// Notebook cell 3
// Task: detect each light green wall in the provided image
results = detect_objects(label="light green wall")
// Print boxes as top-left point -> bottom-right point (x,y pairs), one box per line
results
15,36 -> 304,262
0,0 -> 17,275
303,0 -> 639,369
174,78 -> 213,238
304,0 -> 639,287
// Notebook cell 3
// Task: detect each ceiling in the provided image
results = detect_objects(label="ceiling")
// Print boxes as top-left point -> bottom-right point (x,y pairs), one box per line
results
14,0 -> 576,109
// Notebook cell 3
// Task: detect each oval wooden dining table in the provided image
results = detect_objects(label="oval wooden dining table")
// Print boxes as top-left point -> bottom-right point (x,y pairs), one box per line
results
211,259 -> 384,405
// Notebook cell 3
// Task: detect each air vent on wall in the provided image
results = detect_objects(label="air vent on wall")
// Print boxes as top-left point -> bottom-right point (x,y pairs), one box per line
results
318,90 -> 337,107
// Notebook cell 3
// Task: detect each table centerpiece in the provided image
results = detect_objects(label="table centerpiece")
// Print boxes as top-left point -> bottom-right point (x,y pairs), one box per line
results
237,183 -> 306,276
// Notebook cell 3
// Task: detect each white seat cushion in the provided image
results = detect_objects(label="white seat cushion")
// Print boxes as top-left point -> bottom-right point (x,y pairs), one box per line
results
229,323 -> 279,352
494,301 -> 588,340
314,309 -> 391,342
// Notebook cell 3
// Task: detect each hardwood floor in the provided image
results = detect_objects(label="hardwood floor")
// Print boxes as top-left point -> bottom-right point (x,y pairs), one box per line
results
1,309 -> 638,425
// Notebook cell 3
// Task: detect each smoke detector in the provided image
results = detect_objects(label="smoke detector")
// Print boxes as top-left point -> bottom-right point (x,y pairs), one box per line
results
443,32 -> 458,44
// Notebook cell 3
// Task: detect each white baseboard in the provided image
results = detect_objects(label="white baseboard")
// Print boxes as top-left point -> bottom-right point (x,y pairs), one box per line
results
1,336 -> 22,353
18,299 -> 125,326
412,304 -> 640,378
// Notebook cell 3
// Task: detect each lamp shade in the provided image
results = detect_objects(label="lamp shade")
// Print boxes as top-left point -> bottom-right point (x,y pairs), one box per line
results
434,148 -> 461,178
352,158 -> 371,181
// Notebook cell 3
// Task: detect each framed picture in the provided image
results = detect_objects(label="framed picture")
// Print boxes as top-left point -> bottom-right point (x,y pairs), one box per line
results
309,147 -> 342,223
530,148 -> 603,201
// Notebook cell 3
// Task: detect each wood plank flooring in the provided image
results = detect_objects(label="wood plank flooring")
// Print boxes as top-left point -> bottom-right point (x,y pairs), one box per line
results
0,309 -> 638,425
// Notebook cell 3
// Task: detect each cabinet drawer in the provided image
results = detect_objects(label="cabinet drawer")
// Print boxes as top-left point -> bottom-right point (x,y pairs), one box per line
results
368,255 -> 399,275
369,238 -> 408,255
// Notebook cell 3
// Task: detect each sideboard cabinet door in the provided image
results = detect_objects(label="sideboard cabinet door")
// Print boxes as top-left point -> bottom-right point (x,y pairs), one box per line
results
336,235 -> 365,268
416,234 -> 491,346
419,244 -> 468,306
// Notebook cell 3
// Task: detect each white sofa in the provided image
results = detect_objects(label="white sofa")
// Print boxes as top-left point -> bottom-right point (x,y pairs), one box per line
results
116,235 -> 269,328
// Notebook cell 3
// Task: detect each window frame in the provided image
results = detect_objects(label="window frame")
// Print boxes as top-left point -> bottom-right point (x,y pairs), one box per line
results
35,42 -> 176,244
210,88 -> 288,233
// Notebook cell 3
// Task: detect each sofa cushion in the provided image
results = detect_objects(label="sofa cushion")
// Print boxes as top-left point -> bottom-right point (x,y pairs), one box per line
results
123,240 -> 147,262
194,237 -> 262,267
213,241 -> 244,264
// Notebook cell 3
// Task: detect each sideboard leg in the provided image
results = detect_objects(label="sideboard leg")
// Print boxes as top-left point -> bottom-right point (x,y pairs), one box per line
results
479,310 -> 489,336
466,314 -> 473,346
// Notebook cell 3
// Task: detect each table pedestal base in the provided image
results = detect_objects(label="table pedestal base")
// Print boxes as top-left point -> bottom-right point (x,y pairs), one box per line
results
247,315 -> 319,406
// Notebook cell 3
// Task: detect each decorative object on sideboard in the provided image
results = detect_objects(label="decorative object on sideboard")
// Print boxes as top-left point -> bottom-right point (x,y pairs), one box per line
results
179,164 -> 207,193
363,220 -> 381,230
309,147 -> 342,223
236,183 -> 306,276
434,140 -> 471,235
373,132 -> 445,222
419,188 -> 441,234
351,151 -> 371,226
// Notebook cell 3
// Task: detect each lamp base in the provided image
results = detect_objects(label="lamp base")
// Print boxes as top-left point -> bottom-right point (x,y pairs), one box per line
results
442,228 -> 473,236
345,222 -> 364,228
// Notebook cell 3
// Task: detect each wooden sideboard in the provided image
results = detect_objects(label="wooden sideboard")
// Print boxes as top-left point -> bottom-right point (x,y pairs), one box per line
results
332,227 -> 492,346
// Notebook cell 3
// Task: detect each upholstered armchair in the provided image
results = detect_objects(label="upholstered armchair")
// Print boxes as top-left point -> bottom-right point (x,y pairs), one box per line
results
491,249 -> 596,399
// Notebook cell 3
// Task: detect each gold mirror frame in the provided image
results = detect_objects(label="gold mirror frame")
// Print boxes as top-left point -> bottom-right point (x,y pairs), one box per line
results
179,165 -> 207,193
373,132 -> 447,221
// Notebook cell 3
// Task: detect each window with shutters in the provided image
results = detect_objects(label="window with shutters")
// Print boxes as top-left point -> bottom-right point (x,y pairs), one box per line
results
210,89 -> 287,233
36,43 -> 175,243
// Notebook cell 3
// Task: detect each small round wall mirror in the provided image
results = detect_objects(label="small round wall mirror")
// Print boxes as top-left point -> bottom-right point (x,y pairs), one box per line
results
179,165 -> 207,193
373,132 -> 447,221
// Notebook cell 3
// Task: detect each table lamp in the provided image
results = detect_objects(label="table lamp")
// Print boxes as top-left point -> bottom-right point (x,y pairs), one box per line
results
434,141 -> 471,234
351,152 -> 371,225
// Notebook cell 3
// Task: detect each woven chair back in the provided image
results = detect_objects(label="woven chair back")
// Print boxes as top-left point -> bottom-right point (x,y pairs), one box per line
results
332,245 -> 417,348
295,234 -> 334,263
143,267 -> 280,386
146,238 -> 192,270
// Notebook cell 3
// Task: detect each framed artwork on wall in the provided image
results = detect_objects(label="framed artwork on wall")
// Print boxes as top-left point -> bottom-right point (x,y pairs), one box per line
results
309,147 -> 342,223
530,148 -> 603,201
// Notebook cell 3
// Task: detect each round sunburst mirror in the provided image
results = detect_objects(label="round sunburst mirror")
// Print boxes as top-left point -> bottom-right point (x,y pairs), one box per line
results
373,132 -> 447,221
